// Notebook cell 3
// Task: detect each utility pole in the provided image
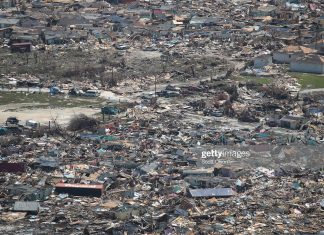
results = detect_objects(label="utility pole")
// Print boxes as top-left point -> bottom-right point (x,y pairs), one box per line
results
315,22 -> 319,50
154,75 -> 157,98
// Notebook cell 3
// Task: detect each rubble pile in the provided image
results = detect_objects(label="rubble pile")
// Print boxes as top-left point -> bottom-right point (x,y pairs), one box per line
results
0,78 -> 324,233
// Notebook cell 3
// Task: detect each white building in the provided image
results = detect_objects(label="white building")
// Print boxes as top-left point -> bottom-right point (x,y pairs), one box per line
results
290,54 -> 324,74
273,45 -> 317,64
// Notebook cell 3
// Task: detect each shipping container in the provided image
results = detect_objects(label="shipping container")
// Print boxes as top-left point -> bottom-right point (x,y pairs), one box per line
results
55,183 -> 104,197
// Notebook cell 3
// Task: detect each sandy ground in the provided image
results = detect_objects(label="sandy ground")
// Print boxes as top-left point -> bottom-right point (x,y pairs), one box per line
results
0,106 -> 100,126
0,72 -> 224,126
127,49 -> 162,60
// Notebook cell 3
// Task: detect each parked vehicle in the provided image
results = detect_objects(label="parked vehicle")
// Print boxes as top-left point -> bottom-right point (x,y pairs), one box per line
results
49,86 -> 64,95
101,106 -> 119,115
83,90 -> 101,97
203,109 -> 224,117
6,116 -> 19,125
114,44 -> 129,50
25,120 -> 40,129
157,90 -> 180,98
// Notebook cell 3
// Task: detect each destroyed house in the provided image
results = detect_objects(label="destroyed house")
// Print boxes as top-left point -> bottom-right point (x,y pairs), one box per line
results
127,9 -> 152,19
276,10 -> 299,24
0,162 -> 26,173
23,187 -> 53,201
189,16 -> 223,28
65,30 -> 88,42
249,5 -> 277,17
307,106 -> 324,116
66,2 -> 85,11
280,116 -> 304,130
185,176 -> 225,188
114,205 -> 146,220
312,39 -> 324,55
0,28 -> 12,38
114,160 -> 140,169
34,156 -> 59,170
92,29 -> 111,40
10,33 -> 39,44
0,0 -> 16,8
0,18 -> 20,29
182,168 -> 214,177
7,185 -> 53,201
107,0 -> 136,4
138,162 -> 159,175
57,15 -> 89,27
317,16 -> 324,30
10,42 -> 32,52
254,54 -> 272,68
152,6 -> 176,19
32,1 -> 46,8
55,183 -> 104,197
19,16 -> 42,28
7,184 -> 34,196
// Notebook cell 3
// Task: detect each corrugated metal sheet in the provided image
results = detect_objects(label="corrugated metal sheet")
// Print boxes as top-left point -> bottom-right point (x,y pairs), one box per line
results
189,188 -> 235,198
13,201 -> 40,213
139,162 -> 159,174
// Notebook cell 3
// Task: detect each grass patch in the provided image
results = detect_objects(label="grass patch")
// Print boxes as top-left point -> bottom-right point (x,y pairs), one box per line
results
233,76 -> 272,84
0,91 -> 106,108
289,72 -> 324,89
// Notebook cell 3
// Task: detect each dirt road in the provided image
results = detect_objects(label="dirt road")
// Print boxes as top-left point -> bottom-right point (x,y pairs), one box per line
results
0,105 -> 100,126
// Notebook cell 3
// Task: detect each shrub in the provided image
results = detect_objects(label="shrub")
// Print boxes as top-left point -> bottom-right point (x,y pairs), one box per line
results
68,114 -> 99,132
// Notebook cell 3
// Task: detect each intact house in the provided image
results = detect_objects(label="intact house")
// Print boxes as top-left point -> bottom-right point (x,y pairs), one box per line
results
254,54 -> 272,68
273,45 -> 317,64
290,54 -> 324,74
